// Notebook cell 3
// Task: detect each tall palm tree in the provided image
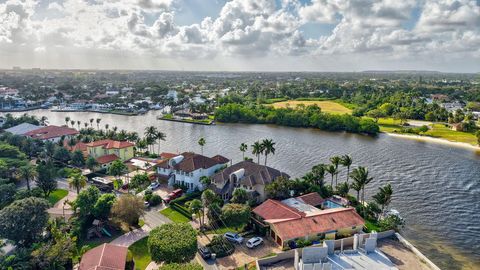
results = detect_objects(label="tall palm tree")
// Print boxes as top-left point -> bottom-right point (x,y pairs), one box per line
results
349,166 -> 373,207
144,126 -> 158,153
325,164 -> 338,187
17,165 -> 37,191
96,118 -> 101,130
341,155 -> 353,184
76,121 -> 81,130
70,120 -> 75,128
89,118 -> 94,127
350,180 -> 362,202
68,171 -> 87,194
198,137 -> 206,155
330,156 -> 341,186
239,143 -> 248,160
105,124 -> 109,131
40,116 -> 49,126
156,131 -> 166,154
373,183 -> 393,213
84,122 -> 88,128
65,116 -> 70,126
261,139 -> 276,166
311,164 -> 325,186
251,141 -> 264,164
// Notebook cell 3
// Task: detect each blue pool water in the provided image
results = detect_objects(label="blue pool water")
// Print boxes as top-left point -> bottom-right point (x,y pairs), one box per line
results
323,200 -> 343,209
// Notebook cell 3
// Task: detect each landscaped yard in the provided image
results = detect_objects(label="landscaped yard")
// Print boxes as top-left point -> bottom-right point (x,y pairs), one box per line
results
159,207 -> 190,223
270,100 -> 352,114
77,228 -> 123,251
47,189 -> 68,205
128,237 -> 151,270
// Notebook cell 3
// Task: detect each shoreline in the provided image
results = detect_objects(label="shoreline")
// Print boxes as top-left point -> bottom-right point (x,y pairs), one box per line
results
384,132 -> 480,151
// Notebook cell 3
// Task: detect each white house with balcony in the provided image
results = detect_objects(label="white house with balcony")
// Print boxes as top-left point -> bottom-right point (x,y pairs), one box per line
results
156,152 -> 229,192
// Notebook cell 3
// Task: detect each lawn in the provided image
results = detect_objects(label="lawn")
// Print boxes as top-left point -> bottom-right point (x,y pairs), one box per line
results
47,189 -> 68,205
204,224 -> 246,235
270,100 -> 352,115
159,207 -> 190,223
77,227 -> 123,251
128,237 -> 151,270
364,219 -> 381,233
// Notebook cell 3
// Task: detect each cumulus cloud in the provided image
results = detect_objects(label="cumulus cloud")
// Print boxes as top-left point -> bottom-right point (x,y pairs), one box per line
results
0,0 -> 478,71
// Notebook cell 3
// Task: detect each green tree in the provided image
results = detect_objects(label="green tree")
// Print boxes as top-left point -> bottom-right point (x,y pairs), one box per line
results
261,138 -> 275,166
108,159 -> 128,178
144,126 -> 158,152
265,176 -> 291,200
231,188 -> 248,204
324,164 -> 338,187
476,130 -> 480,146
239,142 -> 248,160
311,164 -> 325,186
86,156 -> 99,171
17,165 -> 37,191
336,182 -> 350,197
0,183 -> 16,209
71,150 -> 85,167
110,195 -> 144,228
379,214 -> 405,231
0,197 -> 49,246
53,147 -> 71,163
350,166 -> 373,216
158,262 -> 203,270
74,186 -> 100,220
96,118 -> 101,130
64,117 -> 70,127
251,141 -> 264,164
329,156 -> 341,186
199,176 -> 211,188
221,203 -> 250,229
93,193 -> 116,219
198,137 -> 206,155
187,199 -> 203,225
148,223 -> 197,263
341,154 -> 353,184
156,131 -> 166,154
372,183 -> 393,213
35,162 -> 57,197
68,170 -> 87,194
130,173 -> 150,189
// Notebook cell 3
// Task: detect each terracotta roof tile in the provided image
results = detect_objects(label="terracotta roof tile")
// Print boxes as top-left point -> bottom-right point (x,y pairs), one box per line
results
160,152 -> 177,159
86,139 -> 134,149
172,152 -> 229,173
297,192 -> 324,207
24,125 -> 78,140
253,199 -> 304,222
79,243 -> 127,270
96,154 -> 119,164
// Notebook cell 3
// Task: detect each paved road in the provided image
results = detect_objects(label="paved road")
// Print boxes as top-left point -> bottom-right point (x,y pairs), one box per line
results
143,206 -> 171,228
109,225 -> 150,247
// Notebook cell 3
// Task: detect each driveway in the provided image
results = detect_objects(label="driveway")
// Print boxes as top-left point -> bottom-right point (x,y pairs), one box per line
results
109,225 -> 151,247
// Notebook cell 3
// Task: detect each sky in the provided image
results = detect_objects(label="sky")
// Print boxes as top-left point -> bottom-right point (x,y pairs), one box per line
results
0,0 -> 479,72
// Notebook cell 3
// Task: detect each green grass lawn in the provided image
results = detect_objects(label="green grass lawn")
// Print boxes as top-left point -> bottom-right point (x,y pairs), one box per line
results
159,207 -> 190,223
270,100 -> 352,114
364,219 -> 381,233
47,189 -> 68,205
77,228 -> 123,252
128,237 -> 151,270
204,224 -> 246,235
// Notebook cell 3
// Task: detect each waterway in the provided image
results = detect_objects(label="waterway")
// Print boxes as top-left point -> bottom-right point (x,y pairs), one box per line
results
6,110 -> 480,269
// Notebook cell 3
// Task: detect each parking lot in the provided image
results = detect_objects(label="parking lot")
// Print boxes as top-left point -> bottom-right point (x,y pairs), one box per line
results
198,234 -> 282,269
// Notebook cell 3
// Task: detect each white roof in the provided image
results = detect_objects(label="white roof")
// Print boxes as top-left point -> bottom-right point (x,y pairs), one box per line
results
5,123 -> 41,135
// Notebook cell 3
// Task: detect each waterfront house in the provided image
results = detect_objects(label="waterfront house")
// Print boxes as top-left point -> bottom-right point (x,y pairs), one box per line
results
79,243 -> 128,270
252,195 -> 364,248
86,140 -> 135,167
156,152 -> 229,191
24,125 -> 79,143
4,123 -> 40,135
210,160 -> 289,202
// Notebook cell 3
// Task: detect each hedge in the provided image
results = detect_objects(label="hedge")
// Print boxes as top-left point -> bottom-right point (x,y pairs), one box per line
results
170,203 -> 192,220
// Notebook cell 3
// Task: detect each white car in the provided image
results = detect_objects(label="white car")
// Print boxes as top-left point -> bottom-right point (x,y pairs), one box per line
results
246,237 -> 264,248
148,181 -> 160,190
224,232 -> 244,244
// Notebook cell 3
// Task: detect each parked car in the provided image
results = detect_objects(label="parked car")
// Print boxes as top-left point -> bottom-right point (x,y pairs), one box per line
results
224,232 -> 244,244
163,189 -> 183,204
144,201 -> 150,208
148,181 -> 160,190
246,237 -> 264,248
198,245 -> 211,259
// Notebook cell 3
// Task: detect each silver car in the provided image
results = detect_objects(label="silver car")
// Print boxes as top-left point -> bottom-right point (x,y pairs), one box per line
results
224,232 -> 244,244
246,237 -> 264,248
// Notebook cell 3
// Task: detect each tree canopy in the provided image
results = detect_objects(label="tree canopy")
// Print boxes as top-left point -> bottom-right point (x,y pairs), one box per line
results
148,223 -> 197,263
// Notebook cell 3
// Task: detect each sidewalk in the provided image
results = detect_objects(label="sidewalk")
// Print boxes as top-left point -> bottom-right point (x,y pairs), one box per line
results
109,224 -> 151,247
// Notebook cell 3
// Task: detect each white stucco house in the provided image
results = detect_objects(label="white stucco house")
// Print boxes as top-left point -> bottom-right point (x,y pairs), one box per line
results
156,152 -> 229,192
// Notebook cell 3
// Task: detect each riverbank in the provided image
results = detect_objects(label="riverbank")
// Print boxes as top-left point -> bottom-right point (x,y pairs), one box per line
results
385,132 -> 480,151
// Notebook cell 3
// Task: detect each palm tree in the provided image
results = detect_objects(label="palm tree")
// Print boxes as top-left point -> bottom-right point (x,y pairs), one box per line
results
84,122 -> 88,128
330,156 -> 341,186
105,124 -> 109,131
17,165 -> 37,191
65,116 -> 70,126
198,137 -> 206,155
96,118 -> 101,130
187,199 -> 203,226
70,120 -> 75,128
350,180 -> 362,202
89,118 -> 94,127
156,131 -> 166,154
373,183 -> 393,213
68,171 -> 87,194
76,121 -> 81,130
341,155 -> 353,184
325,164 -> 338,187
144,126 -> 158,153
311,164 -> 325,186
251,141 -> 264,164
349,166 -> 373,206
40,116 -> 49,126
239,143 -> 248,160
261,139 -> 276,166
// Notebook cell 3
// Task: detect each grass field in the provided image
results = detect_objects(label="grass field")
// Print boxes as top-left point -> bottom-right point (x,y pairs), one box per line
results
270,100 -> 352,114
47,189 -> 68,205
128,237 -> 151,270
159,207 -> 190,223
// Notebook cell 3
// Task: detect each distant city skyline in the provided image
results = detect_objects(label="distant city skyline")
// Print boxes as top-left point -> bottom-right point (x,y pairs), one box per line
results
1,0 -> 479,72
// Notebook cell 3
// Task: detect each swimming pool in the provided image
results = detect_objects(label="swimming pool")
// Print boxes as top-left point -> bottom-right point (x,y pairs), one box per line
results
323,200 -> 343,209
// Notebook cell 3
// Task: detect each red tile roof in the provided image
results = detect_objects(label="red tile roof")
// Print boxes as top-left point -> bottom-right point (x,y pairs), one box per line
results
86,139 -> 134,149
271,208 -> 364,240
96,154 -> 119,164
79,243 -> 127,270
64,141 -> 88,153
174,152 -> 229,173
297,192 -> 324,207
160,152 -> 178,159
253,199 -> 304,222
24,125 -> 79,140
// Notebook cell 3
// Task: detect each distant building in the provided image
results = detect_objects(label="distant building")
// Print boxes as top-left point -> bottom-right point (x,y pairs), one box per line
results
79,243 -> 128,270
211,160 -> 289,202
24,125 -> 78,142
156,152 -> 229,191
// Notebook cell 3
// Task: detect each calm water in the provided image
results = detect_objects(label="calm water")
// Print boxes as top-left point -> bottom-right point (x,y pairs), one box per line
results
7,110 -> 480,269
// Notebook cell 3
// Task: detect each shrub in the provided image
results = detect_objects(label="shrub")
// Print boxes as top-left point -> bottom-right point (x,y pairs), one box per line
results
158,263 -> 203,270
148,194 -> 162,207
206,235 -> 234,258
148,223 -> 197,263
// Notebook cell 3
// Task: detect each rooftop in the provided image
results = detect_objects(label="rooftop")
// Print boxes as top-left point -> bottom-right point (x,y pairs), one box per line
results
96,154 -> 119,164
79,243 -> 127,270
24,125 -> 79,140
86,139 -> 134,149
4,122 -> 40,135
